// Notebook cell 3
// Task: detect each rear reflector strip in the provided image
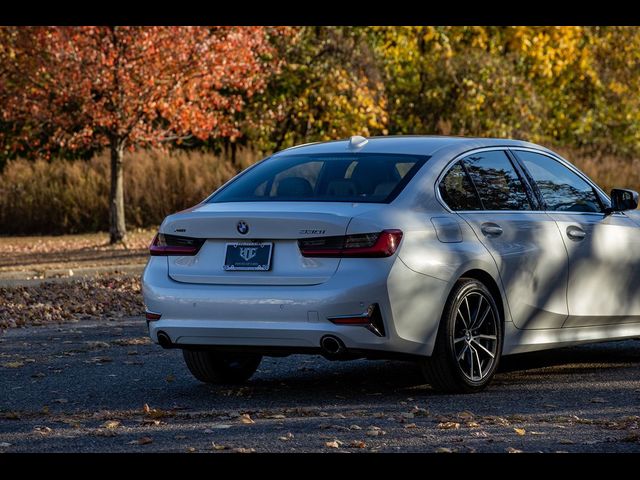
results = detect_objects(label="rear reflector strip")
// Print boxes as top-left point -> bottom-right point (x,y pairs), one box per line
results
328,303 -> 385,337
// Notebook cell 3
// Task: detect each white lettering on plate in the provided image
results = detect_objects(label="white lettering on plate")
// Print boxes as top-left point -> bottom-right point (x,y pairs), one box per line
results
239,247 -> 258,262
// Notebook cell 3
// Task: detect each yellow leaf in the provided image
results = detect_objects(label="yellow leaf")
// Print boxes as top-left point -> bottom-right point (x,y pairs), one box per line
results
239,413 -> 255,424
437,422 -> 460,430
514,427 -> 526,436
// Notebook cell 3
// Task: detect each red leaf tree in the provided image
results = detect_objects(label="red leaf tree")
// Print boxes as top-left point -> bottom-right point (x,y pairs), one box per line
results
0,26 -> 276,242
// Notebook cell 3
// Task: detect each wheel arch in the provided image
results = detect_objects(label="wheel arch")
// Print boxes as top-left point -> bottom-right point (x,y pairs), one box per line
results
457,269 -> 506,326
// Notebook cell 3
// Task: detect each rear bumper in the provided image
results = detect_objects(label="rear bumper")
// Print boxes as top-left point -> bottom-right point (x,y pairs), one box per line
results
142,255 -> 449,356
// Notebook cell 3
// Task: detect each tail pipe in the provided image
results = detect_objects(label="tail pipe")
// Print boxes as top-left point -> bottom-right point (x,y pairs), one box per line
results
320,335 -> 346,357
156,331 -> 173,349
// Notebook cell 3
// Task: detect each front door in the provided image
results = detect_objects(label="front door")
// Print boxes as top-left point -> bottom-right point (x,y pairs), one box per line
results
513,149 -> 640,327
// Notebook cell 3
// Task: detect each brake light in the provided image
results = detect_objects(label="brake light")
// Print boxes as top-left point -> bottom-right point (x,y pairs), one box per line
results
149,233 -> 205,256
298,230 -> 403,258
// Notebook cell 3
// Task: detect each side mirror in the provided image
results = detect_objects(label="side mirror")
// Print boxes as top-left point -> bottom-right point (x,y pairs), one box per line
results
610,188 -> 639,212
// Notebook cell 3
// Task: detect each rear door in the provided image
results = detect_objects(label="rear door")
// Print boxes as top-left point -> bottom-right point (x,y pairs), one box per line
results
513,149 -> 640,326
440,149 -> 569,329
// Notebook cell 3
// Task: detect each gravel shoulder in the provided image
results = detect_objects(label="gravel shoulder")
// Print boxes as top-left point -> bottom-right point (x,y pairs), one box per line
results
1,318 -> 639,453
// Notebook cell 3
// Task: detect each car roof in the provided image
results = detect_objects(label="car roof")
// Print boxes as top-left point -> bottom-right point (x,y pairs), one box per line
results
273,135 -> 551,158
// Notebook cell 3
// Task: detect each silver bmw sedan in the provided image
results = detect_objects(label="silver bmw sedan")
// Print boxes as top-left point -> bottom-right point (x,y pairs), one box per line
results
142,135 -> 640,393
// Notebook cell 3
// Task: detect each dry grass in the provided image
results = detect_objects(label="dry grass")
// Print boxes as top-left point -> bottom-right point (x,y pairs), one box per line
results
0,148 -> 261,235
0,146 -> 637,237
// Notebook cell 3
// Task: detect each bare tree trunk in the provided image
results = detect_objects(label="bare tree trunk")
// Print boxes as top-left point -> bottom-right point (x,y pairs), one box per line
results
109,137 -> 126,244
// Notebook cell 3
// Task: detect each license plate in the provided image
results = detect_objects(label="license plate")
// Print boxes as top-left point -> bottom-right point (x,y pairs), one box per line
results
223,242 -> 273,271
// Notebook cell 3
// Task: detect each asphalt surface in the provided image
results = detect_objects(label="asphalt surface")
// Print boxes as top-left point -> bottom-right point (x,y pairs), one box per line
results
1,317 -> 639,453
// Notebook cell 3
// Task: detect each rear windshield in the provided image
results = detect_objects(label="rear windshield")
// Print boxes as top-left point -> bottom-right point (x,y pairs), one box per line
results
208,153 -> 428,204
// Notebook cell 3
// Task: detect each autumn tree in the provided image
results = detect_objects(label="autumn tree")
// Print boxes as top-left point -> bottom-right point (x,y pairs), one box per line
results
246,26 -> 388,152
0,26 -> 276,243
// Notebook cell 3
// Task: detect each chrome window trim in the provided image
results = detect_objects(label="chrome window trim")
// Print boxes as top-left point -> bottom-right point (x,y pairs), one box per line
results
434,145 -> 622,217
434,146 -> 532,214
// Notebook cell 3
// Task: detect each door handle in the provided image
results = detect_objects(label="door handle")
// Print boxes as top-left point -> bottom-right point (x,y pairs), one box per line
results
566,225 -> 586,241
481,223 -> 503,236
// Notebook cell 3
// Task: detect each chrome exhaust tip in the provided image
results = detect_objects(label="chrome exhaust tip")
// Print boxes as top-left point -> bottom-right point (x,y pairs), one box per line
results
157,331 -> 173,349
320,335 -> 345,356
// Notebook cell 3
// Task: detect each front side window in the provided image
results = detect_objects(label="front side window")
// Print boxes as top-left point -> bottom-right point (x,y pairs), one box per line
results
209,153 -> 428,203
514,151 -> 603,213
463,151 -> 532,211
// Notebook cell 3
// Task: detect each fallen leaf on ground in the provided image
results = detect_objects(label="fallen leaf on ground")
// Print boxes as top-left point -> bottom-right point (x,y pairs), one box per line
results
212,442 -> 228,450
141,419 -> 161,426
278,433 -> 294,441
349,424 -> 362,430
88,357 -> 112,364
590,397 -> 607,404
366,427 -> 387,436
457,411 -> 475,420
165,374 -> 176,383
232,447 -> 256,453
1,411 -> 21,420
102,420 -> 120,429
559,439 -> 574,445
506,447 -> 523,453
471,431 -> 489,438
514,428 -> 526,436
267,414 -> 286,419
175,435 -> 187,440
325,440 -> 342,449
435,447 -> 454,453
239,414 -> 255,424
211,424 -> 232,429
404,423 -> 417,429
467,421 -> 480,428
53,398 -> 68,404
2,361 -> 24,368
186,447 -> 196,453
437,422 -> 460,430
349,440 -> 366,449
137,437 -> 153,445
142,403 -> 169,419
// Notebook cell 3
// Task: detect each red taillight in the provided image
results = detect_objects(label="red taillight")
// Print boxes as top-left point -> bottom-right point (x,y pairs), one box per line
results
145,311 -> 162,321
298,230 -> 403,258
149,233 -> 205,256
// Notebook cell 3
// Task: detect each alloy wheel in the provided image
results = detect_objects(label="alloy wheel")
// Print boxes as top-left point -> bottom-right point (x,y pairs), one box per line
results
452,291 -> 499,382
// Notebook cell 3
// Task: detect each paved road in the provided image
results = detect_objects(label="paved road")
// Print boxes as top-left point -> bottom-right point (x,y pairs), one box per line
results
1,318 -> 639,453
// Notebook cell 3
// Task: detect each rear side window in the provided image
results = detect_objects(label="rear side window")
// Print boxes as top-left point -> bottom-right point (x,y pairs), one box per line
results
514,151 -> 603,213
209,153 -> 428,203
463,151 -> 532,211
439,162 -> 482,211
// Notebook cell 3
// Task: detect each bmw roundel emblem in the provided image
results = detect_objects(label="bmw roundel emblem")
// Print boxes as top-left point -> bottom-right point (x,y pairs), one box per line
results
237,221 -> 249,235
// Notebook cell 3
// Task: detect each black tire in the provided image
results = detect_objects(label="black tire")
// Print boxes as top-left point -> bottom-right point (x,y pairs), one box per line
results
421,278 -> 503,394
182,350 -> 262,384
